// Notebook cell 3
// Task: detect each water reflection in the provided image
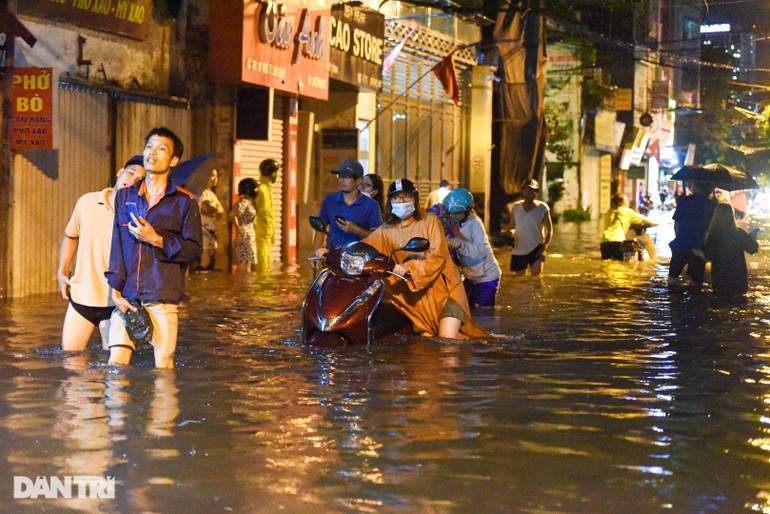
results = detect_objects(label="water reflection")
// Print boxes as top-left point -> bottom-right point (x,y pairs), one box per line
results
1,216 -> 770,511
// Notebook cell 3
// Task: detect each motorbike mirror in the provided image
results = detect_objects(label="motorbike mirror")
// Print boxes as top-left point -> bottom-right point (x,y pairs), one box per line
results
401,237 -> 430,253
309,216 -> 328,234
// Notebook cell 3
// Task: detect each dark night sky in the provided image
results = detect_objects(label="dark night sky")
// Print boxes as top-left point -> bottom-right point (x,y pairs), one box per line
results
702,0 -> 770,31
701,0 -> 770,72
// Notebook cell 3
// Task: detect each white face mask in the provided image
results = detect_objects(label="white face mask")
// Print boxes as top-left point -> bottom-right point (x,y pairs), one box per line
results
360,191 -> 372,198
391,201 -> 415,220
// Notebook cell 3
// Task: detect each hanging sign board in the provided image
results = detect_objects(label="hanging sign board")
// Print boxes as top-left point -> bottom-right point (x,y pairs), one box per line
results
18,0 -> 153,40
209,0 -> 330,100
614,88 -> 633,111
11,67 -> 54,150
594,109 -> 618,151
329,4 -> 384,90
651,80 -> 669,110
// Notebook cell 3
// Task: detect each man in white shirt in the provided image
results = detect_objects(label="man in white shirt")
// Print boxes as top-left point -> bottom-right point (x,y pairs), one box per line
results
424,179 -> 452,212
57,156 -> 146,350
509,179 -> 553,276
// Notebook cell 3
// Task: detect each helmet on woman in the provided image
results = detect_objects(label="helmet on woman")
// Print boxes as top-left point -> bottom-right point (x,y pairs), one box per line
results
387,178 -> 417,198
443,188 -> 474,213
238,177 -> 258,198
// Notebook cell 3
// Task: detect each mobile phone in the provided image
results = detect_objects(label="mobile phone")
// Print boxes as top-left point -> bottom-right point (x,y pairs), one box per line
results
335,215 -> 346,223
126,202 -> 142,224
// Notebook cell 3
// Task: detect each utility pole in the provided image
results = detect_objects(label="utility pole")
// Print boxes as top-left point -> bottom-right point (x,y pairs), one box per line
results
0,6 -> 36,298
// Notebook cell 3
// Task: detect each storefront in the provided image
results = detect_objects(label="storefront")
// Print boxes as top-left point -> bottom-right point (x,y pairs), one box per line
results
210,0 -> 331,265
4,4 -> 192,297
296,3 -> 385,257
10,78 -> 191,297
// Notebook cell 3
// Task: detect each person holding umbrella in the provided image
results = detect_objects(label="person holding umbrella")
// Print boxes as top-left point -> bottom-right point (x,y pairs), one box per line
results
705,203 -> 760,297
667,181 -> 717,291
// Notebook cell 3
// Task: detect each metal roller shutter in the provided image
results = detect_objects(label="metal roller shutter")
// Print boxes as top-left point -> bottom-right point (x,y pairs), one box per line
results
377,21 -> 474,196
11,86 -> 111,297
237,99 -> 285,264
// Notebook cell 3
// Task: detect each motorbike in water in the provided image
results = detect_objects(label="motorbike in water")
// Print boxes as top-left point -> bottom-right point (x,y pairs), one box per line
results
302,216 -> 430,347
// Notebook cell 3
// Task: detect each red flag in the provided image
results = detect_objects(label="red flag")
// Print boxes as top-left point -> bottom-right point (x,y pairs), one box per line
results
431,50 -> 460,105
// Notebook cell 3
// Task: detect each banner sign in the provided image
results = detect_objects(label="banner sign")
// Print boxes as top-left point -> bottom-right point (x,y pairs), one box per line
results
329,4 -> 384,90
614,88 -> 632,111
11,67 -> 54,150
243,0 -> 330,99
651,80 -> 669,110
599,153 -> 612,214
594,109 -> 618,151
18,0 -> 153,40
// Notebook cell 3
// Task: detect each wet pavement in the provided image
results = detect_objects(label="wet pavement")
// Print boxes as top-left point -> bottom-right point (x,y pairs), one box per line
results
2,209 -> 770,512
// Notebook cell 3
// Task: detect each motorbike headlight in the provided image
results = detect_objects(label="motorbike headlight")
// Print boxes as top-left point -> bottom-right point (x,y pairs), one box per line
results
338,241 -> 381,276
341,252 -> 368,275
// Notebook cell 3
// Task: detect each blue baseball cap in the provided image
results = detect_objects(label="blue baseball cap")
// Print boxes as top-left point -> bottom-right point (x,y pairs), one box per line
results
332,160 -> 363,179
124,155 -> 144,168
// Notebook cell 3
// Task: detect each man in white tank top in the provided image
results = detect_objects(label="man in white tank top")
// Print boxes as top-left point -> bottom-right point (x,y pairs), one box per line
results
509,179 -> 553,276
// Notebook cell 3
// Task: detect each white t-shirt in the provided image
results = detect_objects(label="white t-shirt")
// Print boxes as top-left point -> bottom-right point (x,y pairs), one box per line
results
64,188 -> 115,307
511,200 -> 550,255
425,186 -> 451,209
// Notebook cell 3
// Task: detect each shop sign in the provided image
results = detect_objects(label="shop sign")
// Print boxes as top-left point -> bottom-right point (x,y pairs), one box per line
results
627,165 -> 646,179
651,80 -> 669,110
11,67 -> 54,150
18,0 -> 152,40
599,153 -> 612,214
329,4 -> 384,90
242,0 -> 330,99
594,109 -> 617,150
614,88 -> 632,111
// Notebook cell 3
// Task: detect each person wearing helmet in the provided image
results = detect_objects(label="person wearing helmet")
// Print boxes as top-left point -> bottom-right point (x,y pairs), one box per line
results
230,177 -> 259,273
442,188 -> 501,307
510,179 -> 552,276
255,159 -> 279,274
362,179 -> 489,338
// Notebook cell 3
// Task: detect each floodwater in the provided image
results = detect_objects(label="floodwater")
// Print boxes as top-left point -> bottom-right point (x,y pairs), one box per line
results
2,211 -> 770,513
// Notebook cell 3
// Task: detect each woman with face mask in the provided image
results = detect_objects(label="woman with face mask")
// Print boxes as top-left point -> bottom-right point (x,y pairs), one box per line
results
359,173 -> 385,213
363,179 -> 489,339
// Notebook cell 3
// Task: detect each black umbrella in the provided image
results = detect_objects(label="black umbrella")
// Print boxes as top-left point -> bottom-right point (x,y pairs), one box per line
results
670,163 -> 760,191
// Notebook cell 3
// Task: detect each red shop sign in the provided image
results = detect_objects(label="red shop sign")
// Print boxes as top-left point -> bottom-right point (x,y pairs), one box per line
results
11,67 -> 54,150
210,0 -> 330,100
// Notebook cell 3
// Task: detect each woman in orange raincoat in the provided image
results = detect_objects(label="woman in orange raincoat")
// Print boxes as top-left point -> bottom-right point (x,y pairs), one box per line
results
362,179 -> 488,339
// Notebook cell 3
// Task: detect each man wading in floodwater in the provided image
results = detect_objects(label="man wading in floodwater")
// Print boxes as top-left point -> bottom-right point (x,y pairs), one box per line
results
105,127 -> 202,369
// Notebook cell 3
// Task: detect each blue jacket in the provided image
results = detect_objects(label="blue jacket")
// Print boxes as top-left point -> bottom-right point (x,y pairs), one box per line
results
106,179 -> 202,303
669,193 -> 717,251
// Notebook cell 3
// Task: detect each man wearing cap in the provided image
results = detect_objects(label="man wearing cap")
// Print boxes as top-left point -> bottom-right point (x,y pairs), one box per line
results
509,179 -> 552,276
311,159 -> 382,264
57,155 -> 147,351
